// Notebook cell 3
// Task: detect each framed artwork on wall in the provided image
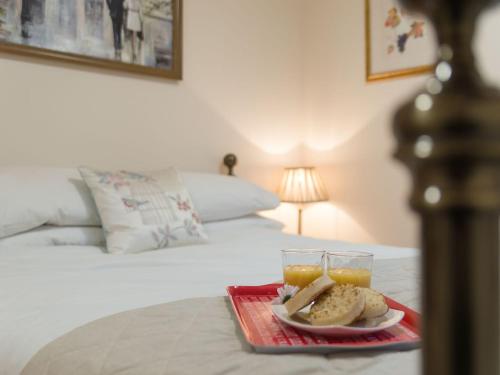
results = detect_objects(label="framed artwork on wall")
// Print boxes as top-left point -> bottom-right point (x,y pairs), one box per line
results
0,0 -> 182,80
365,0 -> 436,82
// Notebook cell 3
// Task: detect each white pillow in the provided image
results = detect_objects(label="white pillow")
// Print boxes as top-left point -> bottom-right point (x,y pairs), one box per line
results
0,167 -> 279,240
181,172 -> 280,222
0,226 -> 105,247
79,167 -> 207,254
0,167 -> 101,238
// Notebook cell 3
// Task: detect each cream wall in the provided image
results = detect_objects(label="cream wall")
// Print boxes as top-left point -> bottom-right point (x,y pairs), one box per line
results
0,0 -> 304,191
299,0 -> 500,248
2,0 -> 499,248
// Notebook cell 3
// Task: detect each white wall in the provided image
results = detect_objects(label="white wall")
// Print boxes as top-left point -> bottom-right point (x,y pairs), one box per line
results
300,0 -> 424,247
2,0 -> 499,248
0,0 -> 305,191
299,0 -> 500,248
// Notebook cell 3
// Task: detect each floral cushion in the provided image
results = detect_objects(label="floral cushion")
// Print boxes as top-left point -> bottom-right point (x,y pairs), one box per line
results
79,167 -> 207,254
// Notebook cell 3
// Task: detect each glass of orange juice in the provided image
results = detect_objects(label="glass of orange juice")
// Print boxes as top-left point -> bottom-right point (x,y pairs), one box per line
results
282,249 -> 325,290
327,251 -> 373,288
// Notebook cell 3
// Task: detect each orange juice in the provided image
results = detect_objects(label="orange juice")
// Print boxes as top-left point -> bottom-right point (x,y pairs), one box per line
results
283,265 -> 323,289
328,268 -> 372,287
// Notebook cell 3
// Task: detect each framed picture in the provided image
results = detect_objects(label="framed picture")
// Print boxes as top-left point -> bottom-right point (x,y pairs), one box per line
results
0,0 -> 182,80
365,0 -> 436,82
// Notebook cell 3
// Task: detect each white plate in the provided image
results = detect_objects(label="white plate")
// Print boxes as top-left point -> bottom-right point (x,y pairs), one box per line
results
271,305 -> 405,337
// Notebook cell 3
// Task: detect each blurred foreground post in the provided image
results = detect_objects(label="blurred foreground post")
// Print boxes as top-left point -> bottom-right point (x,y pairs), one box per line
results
394,1 -> 500,374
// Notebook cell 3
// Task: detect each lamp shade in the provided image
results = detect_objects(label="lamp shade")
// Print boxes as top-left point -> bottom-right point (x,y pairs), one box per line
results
278,167 -> 329,204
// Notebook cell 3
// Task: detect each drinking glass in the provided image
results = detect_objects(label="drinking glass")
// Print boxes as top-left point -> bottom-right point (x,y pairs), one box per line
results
281,249 -> 325,289
327,251 -> 374,287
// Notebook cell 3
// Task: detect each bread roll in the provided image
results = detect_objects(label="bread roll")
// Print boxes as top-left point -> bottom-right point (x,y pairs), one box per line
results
309,284 -> 365,326
358,288 -> 389,320
284,275 -> 334,316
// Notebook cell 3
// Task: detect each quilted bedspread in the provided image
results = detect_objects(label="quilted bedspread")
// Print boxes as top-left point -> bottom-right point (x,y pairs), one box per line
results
22,258 -> 420,375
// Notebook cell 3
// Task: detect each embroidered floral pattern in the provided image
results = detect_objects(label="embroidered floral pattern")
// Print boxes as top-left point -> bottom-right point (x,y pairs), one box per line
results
94,170 -> 153,190
152,225 -> 178,248
122,198 -> 149,211
80,167 -> 207,254
95,171 -> 130,190
170,194 -> 191,211
120,171 -> 154,182
192,212 -> 201,224
183,219 -> 202,238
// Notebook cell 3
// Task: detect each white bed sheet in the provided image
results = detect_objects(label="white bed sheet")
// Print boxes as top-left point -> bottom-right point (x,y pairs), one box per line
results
0,216 -> 418,375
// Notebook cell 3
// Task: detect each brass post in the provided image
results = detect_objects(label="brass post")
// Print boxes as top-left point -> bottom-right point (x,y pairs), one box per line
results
394,1 -> 500,374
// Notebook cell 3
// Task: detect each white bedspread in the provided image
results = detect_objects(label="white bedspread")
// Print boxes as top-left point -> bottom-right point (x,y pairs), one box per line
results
0,217 -> 418,375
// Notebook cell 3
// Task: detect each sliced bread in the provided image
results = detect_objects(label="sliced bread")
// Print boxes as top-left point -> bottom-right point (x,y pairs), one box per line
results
309,284 -> 365,326
358,288 -> 389,320
284,275 -> 334,316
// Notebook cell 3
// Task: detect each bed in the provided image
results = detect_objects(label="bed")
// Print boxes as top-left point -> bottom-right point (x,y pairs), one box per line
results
0,160 -> 420,375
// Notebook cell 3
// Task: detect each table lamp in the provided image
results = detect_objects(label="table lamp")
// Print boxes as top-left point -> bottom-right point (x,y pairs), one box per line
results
278,167 -> 329,235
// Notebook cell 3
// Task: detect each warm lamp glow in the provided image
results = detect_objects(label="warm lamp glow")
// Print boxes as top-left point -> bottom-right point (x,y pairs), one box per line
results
278,167 -> 329,204
278,167 -> 329,236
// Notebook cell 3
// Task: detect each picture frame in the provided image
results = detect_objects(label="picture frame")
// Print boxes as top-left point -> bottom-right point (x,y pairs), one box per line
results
365,0 -> 435,82
0,0 -> 182,80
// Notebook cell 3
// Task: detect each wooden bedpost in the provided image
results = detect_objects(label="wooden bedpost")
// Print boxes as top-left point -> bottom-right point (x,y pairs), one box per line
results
394,1 -> 500,374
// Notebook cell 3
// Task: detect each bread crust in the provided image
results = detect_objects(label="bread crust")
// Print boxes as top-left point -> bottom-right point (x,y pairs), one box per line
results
309,284 -> 366,326
284,275 -> 334,316
358,288 -> 389,320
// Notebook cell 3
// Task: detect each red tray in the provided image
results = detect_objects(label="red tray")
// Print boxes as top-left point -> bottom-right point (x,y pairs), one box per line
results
227,284 -> 421,354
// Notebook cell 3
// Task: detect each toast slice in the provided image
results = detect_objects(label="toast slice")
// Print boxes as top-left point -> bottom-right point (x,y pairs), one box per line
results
309,284 -> 365,326
284,275 -> 334,316
358,288 -> 389,320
